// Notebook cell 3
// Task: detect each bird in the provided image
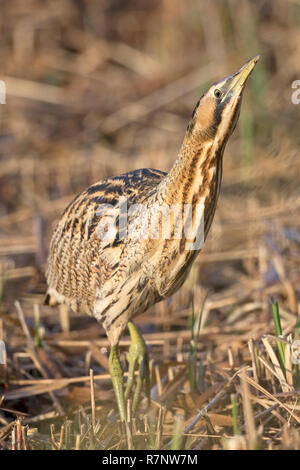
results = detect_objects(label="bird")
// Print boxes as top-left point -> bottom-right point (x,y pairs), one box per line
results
45,56 -> 260,423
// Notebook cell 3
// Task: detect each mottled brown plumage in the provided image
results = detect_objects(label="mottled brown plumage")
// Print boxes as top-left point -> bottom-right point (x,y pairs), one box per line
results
46,56 -> 259,420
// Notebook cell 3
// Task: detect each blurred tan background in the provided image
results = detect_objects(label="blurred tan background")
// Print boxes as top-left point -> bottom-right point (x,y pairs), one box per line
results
1,0 -> 300,450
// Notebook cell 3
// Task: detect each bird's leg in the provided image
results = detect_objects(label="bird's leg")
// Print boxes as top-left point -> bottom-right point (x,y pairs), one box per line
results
109,345 -> 126,422
125,321 -> 150,413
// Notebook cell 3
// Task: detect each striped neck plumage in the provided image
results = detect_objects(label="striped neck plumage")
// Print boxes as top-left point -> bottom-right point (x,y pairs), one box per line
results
157,130 -> 224,210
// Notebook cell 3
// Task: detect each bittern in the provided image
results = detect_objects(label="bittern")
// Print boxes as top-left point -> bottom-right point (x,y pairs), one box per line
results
45,56 -> 259,422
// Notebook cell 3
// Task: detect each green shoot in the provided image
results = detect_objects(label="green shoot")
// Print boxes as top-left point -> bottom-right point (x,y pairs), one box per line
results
171,415 -> 183,450
270,299 -> 285,373
293,316 -> 300,389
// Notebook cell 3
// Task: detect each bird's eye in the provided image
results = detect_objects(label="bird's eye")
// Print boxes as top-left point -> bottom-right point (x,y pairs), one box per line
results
214,89 -> 223,99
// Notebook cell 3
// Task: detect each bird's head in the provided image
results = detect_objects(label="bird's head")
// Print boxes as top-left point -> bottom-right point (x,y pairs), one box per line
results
186,55 -> 260,147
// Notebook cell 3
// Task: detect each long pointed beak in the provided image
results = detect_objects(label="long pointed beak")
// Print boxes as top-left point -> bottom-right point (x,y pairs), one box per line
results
221,55 -> 260,102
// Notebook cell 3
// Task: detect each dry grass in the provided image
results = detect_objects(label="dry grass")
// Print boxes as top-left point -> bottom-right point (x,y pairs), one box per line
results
0,0 -> 300,450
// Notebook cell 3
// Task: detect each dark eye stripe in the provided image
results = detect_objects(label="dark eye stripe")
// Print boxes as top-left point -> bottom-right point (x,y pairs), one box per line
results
191,98 -> 200,118
191,90 -> 207,118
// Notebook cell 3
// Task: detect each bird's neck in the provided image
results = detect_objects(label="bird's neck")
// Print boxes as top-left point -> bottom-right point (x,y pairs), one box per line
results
158,132 -> 224,211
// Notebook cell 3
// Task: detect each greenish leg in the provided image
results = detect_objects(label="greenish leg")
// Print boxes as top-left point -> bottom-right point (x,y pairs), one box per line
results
109,345 -> 126,422
125,321 -> 150,413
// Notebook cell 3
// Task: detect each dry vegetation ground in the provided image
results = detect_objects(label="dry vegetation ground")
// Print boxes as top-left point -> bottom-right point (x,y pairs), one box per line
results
0,0 -> 300,450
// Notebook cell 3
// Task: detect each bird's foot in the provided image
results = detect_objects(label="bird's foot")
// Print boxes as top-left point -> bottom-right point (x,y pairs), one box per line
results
125,321 -> 150,413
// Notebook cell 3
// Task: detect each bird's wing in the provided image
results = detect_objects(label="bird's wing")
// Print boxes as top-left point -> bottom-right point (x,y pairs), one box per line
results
45,168 -> 166,314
